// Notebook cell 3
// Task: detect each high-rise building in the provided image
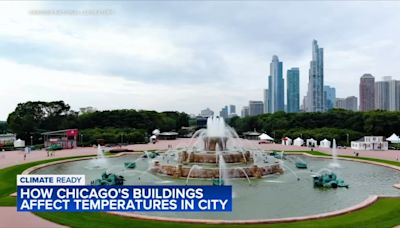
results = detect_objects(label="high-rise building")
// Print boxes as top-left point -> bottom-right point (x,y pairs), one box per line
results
263,89 -> 269,113
267,76 -> 272,112
219,106 -> 228,119
359,74 -> 375,111
249,101 -> 264,116
229,105 -> 236,114
335,96 -> 357,111
287,68 -> 300,113
335,98 -> 346,110
346,96 -> 358,111
267,55 -> 284,113
305,40 -> 324,112
323,85 -> 336,111
200,108 -> 214,118
375,80 -> 389,110
386,77 -> 400,111
241,106 -> 249,117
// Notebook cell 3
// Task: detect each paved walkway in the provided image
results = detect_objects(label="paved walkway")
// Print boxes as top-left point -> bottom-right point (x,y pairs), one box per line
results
0,207 -> 65,228
1,138 -> 399,228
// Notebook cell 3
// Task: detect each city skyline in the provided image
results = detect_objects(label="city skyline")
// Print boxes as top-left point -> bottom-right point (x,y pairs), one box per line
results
2,2 -> 400,119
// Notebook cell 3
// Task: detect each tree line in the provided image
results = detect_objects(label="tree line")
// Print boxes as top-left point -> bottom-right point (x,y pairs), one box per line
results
6,101 -> 189,145
229,109 -> 400,146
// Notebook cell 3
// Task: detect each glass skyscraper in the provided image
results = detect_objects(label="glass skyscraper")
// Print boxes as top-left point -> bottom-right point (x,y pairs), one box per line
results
287,67 -> 300,113
305,40 -> 324,112
267,55 -> 284,113
323,85 -> 336,111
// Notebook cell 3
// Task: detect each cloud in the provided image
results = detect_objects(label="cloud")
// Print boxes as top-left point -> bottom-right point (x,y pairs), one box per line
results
1,1 -> 400,119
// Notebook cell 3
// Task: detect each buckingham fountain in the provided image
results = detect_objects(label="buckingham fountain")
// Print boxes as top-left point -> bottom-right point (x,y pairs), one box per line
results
32,115 -> 400,220
150,116 -> 283,181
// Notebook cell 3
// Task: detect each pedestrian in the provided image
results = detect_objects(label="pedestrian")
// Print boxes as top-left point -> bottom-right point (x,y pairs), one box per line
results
47,150 -> 50,157
24,153 -> 26,160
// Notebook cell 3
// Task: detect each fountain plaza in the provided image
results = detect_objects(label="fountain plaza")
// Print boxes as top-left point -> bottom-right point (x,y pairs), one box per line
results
28,117 -> 400,222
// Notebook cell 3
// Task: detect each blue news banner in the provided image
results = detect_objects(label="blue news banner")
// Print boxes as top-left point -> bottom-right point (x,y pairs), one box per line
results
17,186 -> 232,212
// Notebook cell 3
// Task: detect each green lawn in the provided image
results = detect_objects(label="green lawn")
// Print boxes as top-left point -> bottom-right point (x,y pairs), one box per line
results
35,198 -> 400,228
0,155 -> 94,206
1,152 -> 399,227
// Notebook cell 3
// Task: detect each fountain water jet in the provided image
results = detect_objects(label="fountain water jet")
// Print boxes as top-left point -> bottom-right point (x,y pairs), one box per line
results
329,139 -> 341,168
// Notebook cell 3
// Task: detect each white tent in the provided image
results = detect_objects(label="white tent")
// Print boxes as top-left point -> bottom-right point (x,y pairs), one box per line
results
258,133 -> 273,141
13,139 -> 25,148
306,138 -> 318,147
281,137 -> 292,145
293,137 -> 304,146
152,129 -> 160,136
319,139 -> 331,148
387,133 -> 400,143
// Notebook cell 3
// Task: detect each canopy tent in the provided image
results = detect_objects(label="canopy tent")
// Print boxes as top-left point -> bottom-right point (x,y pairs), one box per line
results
306,138 -> 318,147
281,137 -> 292,145
13,139 -> 25,148
387,133 -> 400,143
319,139 -> 331,148
293,137 -> 304,146
152,129 -> 160,136
258,133 -> 274,141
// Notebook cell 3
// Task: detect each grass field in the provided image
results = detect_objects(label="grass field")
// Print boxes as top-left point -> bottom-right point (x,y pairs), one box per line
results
0,151 -> 399,227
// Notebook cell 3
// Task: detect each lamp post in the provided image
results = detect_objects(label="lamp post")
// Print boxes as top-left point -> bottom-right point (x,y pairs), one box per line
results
346,133 -> 349,146
80,134 -> 83,146
30,136 -> 33,146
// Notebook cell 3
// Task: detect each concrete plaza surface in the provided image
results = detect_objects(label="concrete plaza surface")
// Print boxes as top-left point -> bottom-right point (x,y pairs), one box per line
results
1,138 -> 399,169
0,138 -> 399,227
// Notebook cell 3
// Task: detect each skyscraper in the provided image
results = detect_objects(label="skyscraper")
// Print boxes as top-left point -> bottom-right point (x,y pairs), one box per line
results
323,85 -> 336,111
345,96 -> 358,111
287,68 -> 300,113
219,106 -> 228,119
229,105 -> 236,114
386,77 -> 400,111
249,101 -> 264,116
241,106 -> 249,117
267,55 -> 284,113
305,40 -> 324,112
263,89 -> 269,113
335,96 -> 357,111
375,80 -> 389,110
359,74 -> 375,111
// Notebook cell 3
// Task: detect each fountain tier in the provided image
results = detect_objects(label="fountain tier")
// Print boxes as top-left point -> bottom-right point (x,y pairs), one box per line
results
151,162 -> 283,179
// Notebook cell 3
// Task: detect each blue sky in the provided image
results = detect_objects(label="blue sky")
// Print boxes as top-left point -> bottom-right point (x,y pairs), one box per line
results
1,1 -> 400,120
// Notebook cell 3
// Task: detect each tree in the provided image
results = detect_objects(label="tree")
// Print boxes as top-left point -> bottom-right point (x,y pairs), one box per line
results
7,101 -> 75,142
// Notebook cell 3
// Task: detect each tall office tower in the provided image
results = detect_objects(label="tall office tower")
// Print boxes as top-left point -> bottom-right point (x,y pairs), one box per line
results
323,85 -> 336,111
268,76 -> 272,112
359,74 -> 375,111
219,106 -> 229,119
200,108 -> 214,118
335,96 -> 357,111
229,105 -> 236,114
263,89 -> 269,113
345,96 -> 358,111
249,101 -> 264,116
305,40 -> 324,112
375,80 -> 389,110
241,106 -> 249,117
335,98 -> 346,110
287,68 -> 300,113
267,55 -> 284,113
385,76 -> 400,111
